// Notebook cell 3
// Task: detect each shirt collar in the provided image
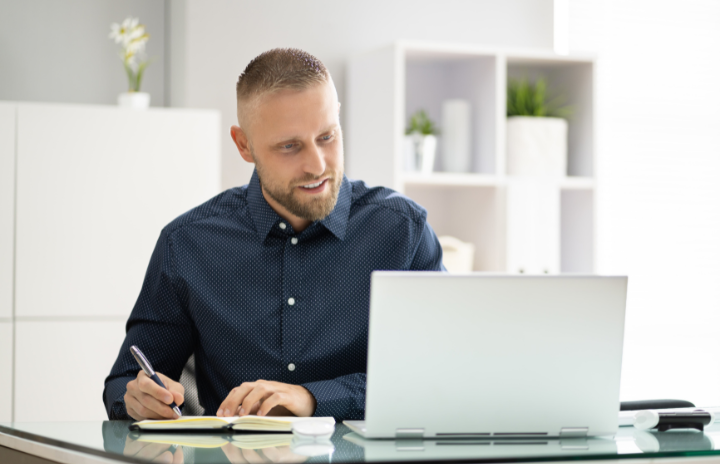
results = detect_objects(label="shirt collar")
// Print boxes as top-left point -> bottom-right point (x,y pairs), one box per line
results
246,169 -> 351,242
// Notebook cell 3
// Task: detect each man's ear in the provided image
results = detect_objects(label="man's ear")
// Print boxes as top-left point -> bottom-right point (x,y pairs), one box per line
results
230,125 -> 255,164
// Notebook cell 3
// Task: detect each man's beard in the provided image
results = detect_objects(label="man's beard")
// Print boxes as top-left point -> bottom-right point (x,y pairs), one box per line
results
254,156 -> 343,222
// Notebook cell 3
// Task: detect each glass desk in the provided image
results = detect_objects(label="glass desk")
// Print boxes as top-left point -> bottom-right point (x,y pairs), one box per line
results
2,421 -> 720,464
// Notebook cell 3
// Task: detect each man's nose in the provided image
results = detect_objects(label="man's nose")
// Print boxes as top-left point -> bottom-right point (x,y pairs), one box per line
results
303,141 -> 326,176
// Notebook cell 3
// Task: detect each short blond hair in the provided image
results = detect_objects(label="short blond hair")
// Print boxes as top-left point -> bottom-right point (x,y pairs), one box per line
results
236,48 -> 329,128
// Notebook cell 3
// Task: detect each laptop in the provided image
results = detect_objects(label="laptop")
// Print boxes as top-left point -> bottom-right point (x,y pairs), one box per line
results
345,272 -> 628,439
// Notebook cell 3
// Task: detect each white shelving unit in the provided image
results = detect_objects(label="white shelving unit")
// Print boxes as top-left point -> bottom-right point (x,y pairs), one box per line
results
347,41 -> 596,273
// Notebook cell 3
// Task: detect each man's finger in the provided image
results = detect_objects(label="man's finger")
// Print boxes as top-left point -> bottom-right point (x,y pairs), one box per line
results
256,393 -> 284,417
171,390 -> 185,407
158,372 -> 185,399
235,401 -> 261,416
217,382 -> 254,417
126,394 -> 156,420
137,389 -> 178,418
138,372 -> 174,404
240,383 -> 272,416
127,390 -> 175,420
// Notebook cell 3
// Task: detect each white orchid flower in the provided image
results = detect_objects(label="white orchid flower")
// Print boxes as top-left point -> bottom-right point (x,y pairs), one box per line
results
109,16 -> 151,92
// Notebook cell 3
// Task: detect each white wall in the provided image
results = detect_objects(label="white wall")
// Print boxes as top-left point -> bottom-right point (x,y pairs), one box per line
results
570,0 -> 720,406
0,0 -> 166,106
169,0 -> 555,190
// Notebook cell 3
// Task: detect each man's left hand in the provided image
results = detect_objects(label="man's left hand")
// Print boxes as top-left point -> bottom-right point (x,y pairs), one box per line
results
216,380 -> 317,417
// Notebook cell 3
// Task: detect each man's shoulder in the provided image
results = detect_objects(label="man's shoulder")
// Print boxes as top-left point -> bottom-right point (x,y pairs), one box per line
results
347,178 -> 427,225
163,186 -> 249,237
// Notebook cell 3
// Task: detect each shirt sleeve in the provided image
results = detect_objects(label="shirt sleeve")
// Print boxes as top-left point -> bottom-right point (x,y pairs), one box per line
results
409,218 -> 446,271
103,228 -> 194,420
301,373 -> 367,420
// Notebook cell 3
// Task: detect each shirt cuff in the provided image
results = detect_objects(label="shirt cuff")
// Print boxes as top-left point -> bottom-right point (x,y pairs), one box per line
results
302,376 -> 365,421
104,377 -> 133,420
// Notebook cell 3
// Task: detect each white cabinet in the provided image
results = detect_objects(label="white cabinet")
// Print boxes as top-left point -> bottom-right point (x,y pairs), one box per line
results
347,41 -> 596,273
15,320 -> 126,421
0,103 -> 14,320
0,322 -> 11,422
15,103 -> 221,318
0,101 -> 221,421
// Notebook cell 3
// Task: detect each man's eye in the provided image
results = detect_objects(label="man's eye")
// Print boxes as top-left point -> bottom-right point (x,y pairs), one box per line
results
282,143 -> 294,150
321,135 -> 332,141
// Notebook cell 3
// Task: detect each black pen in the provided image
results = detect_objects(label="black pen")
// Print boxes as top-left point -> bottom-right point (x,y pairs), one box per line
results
130,345 -> 182,417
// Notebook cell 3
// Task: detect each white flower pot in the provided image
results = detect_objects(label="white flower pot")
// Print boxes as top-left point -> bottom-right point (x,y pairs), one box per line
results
406,133 -> 437,174
118,92 -> 150,110
506,116 -> 567,177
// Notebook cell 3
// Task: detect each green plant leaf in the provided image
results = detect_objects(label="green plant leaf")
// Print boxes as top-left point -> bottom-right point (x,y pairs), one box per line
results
135,61 -> 149,92
123,62 -> 135,93
405,109 -> 439,135
507,76 -> 573,119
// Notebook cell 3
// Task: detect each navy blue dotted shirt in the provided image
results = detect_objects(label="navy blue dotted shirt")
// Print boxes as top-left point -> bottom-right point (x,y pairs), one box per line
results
104,169 -> 444,421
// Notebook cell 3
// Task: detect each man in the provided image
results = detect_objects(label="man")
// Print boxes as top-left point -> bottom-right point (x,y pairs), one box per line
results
103,48 -> 444,422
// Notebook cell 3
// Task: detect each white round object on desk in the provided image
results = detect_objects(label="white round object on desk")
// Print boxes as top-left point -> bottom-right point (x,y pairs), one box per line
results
634,410 -> 660,430
291,420 -> 334,438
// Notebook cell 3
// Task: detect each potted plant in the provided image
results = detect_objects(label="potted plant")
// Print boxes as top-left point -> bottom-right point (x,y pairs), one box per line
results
405,110 -> 439,174
109,17 -> 151,109
506,77 -> 572,177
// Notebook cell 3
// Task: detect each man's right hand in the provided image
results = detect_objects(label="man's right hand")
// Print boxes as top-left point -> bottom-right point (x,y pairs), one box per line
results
125,370 -> 185,421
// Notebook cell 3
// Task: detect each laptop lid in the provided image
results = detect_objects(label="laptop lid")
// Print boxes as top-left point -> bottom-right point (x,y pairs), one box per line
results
363,272 -> 627,439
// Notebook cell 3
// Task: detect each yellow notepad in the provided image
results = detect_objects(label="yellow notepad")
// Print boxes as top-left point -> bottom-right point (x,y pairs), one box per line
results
130,415 -> 335,432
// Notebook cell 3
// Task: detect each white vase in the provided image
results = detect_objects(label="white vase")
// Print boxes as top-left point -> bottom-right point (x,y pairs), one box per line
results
118,92 -> 150,110
441,99 -> 471,172
409,133 -> 437,174
506,116 -> 567,177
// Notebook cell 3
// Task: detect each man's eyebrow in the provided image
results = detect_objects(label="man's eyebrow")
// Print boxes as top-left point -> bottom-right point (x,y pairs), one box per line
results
270,124 -> 339,144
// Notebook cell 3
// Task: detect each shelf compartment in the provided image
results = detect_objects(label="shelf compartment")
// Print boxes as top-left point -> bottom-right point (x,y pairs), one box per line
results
506,58 -> 595,178
405,52 -> 499,175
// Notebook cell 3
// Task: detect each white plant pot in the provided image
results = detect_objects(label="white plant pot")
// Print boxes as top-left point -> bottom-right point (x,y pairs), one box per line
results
407,133 -> 437,174
403,135 -> 416,171
506,116 -> 567,177
118,92 -> 150,110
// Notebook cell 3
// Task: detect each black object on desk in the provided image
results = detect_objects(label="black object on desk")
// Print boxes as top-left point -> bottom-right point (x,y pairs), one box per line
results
621,399 -> 695,411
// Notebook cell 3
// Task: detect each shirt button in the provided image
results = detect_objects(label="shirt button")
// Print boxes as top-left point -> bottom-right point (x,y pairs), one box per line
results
291,237 -> 298,245
288,297 -> 295,305
279,222 -> 287,230
288,363 -> 296,372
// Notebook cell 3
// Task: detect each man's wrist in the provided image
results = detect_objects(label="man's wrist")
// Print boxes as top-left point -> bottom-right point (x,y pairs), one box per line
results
300,385 -> 318,416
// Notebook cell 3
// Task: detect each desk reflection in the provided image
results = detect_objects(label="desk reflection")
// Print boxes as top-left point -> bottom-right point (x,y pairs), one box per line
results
124,434 -> 184,464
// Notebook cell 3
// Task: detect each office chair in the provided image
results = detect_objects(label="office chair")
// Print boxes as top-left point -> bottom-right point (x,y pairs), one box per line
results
179,354 -> 205,416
